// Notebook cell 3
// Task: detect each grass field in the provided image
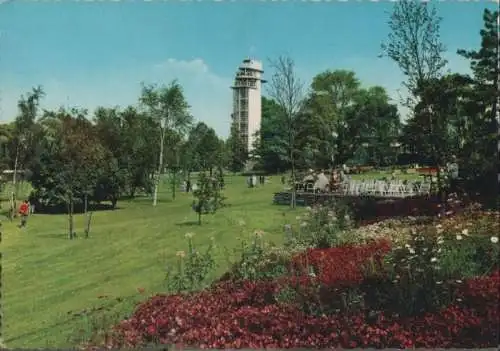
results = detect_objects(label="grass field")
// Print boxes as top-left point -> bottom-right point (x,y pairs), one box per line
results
2,175 -> 304,348
1,170 -> 422,347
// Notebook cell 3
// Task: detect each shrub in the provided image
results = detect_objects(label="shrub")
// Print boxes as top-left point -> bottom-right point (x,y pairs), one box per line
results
191,171 -> 225,225
221,231 -> 295,282
100,271 -> 500,349
286,203 -> 354,249
165,233 -> 217,293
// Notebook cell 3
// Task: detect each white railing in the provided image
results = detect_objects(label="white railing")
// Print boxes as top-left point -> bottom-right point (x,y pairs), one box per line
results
337,179 -> 432,197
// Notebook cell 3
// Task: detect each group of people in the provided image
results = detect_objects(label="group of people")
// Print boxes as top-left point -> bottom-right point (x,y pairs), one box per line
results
181,174 -> 225,193
248,175 -> 266,188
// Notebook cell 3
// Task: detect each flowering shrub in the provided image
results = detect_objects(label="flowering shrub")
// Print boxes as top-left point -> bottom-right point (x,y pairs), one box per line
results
293,240 -> 391,288
285,203 -> 354,249
219,230 -> 296,282
165,233 -> 217,293
83,208 -> 500,350
344,218 -> 416,245
98,271 -> 500,349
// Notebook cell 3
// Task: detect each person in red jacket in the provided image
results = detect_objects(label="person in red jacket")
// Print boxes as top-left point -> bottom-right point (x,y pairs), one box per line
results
18,200 -> 30,228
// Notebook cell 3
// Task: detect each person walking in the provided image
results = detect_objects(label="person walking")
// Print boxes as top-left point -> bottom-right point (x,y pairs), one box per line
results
18,200 -> 30,228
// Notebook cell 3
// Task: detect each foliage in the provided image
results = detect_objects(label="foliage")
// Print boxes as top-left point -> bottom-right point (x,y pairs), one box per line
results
285,203 -> 354,249
221,231 -> 292,282
101,261 -> 499,349
381,0 -> 447,104
165,233 -> 217,293
226,120 -> 248,173
139,80 -> 193,206
191,171 -> 225,225
186,122 -> 222,173
456,9 -> 499,204
266,56 -> 306,208
253,97 -> 290,173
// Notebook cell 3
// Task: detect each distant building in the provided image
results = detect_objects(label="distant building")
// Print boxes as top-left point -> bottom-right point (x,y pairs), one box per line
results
230,58 -> 266,154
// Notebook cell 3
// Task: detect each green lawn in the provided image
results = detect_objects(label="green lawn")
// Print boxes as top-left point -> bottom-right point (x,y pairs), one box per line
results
2,175 -> 302,348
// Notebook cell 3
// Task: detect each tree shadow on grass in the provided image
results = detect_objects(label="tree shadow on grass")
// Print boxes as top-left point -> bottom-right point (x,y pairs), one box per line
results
34,203 -> 121,215
36,232 -> 89,240
175,220 -> 200,227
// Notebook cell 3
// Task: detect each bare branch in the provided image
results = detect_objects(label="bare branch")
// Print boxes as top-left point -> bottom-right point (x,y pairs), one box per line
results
381,0 -> 447,107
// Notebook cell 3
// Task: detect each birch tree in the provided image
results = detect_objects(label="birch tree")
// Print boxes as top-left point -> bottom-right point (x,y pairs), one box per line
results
267,56 -> 306,209
140,81 -> 192,206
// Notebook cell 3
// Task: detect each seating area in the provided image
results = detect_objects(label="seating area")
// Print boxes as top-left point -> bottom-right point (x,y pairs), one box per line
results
337,179 -> 432,198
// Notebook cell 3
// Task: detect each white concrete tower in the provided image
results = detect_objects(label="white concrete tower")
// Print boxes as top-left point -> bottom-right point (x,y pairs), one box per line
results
230,58 -> 266,154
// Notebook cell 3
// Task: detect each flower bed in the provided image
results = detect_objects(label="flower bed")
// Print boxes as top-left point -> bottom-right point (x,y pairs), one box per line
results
293,240 -> 391,287
104,271 -> 499,349
86,209 -> 499,350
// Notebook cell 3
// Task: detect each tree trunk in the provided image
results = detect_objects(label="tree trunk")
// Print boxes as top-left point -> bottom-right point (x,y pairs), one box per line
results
84,194 -> 91,238
172,170 -> 177,200
289,129 -> 296,209
153,128 -> 165,207
84,212 -> 93,239
10,145 -> 20,221
68,195 -> 74,240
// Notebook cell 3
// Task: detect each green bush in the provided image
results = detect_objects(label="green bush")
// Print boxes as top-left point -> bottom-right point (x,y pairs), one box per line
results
285,202 -> 354,249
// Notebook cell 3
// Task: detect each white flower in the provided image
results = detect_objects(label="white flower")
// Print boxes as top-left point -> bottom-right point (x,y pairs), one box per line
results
408,248 -> 415,254
436,281 -> 443,285
305,206 -> 312,212
437,239 -> 444,245
436,224 -> 442,229
456,280 -> 462,284
456,234 -> 463,241
461,229 -> 469,236
309,272 -> 316,278
430,257 -> 438,263
344,214 -> 350,221
184,232 -> 195,239
491,236 -> 499,244
300,222 -> 308,228
405,244 -> 411,249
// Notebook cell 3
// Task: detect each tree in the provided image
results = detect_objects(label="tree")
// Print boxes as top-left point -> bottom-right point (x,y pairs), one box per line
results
226,121 -> 247,173
381,0 -> 448,198
30,108 -> 108,239
456,9 -> 499,203
119,106 -> 158,198
267,56 -> 306,209
10,86 -> 45,219
381,0 -> 447,107
299,70 -> 363,169
187,122 -> 221,175
191,171 -> 225,225
139,81 -> 192,206
253,97 -> 289,173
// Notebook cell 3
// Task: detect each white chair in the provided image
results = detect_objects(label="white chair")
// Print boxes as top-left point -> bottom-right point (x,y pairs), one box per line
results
418,182 -> 431,195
